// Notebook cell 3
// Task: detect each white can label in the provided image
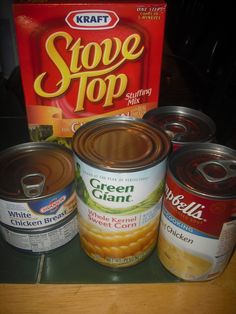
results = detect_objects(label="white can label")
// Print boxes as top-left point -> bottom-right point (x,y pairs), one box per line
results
0,184 -> 77,229
74,158 -> 167,267
0,213 -> 78,252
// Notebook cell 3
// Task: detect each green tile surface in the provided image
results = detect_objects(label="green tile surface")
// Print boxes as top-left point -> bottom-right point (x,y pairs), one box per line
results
0,236 -> 41,283
0,234 -> 181,284
41,235 -> 180,284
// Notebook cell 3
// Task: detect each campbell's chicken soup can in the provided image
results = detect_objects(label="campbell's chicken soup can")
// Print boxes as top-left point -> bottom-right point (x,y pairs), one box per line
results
143,106 -> 216,151
72,116 -> 171,268
0,142 -> 78,252
157,143 -> 236,281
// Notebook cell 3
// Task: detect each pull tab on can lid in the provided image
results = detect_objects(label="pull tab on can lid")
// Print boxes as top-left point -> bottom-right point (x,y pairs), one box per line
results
21,173 -> 46,198
164,121 -> 188,141
168,143 -> 236,198
143,106 -> 216,144
0,142 -> 75,201
197,160 -> 236,183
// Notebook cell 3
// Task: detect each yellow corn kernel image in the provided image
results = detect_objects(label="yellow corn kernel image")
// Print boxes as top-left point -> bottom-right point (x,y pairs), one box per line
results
78,215 -> 160,267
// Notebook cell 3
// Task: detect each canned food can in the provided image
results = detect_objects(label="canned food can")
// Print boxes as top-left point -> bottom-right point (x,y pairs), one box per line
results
143,106 -> 216,151
0,142 -> 77,230
157,143 -> 236,281
0,210 -> 78,253
72,116 -> 171,268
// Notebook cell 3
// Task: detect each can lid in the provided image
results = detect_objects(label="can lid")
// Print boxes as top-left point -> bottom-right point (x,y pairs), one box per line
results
0,142 -> 75,200
72,117 -> 171,171
143,106 -> 216,144
169,143 -> 236,198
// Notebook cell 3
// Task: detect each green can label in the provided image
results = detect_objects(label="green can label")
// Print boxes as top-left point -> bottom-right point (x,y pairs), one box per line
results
74,157 -> 167,267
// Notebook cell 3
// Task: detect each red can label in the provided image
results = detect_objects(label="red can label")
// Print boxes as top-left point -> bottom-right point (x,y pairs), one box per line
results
158,173 -> 236,281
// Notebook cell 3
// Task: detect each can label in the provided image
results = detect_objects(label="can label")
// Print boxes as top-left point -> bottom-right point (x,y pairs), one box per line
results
0,212 -> 78,252
0,184 -> 77,229
75,158 -> 167,267
158,174 -> 236,281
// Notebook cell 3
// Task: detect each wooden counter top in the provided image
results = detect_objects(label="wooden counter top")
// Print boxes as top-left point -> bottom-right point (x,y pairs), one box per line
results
0,252 -> 235,314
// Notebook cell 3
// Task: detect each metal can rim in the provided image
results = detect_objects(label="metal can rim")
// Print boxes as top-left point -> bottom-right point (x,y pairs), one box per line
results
0,142 -> 75,201
72,116 -> 171,172
168,142 -> 236,199
143,106 -> 216,144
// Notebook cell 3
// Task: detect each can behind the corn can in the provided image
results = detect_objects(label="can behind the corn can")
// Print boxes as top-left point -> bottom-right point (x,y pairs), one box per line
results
72,116 -> 171,268
0,142 -> 78,252
157,143 -> 236,281
143,106 -> 216,151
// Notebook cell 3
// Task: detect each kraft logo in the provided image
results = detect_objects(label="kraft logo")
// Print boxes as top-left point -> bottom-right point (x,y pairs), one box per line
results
65,10 -> 119,30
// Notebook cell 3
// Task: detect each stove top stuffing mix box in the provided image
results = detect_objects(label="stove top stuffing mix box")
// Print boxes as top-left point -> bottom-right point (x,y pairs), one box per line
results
13,0 -> 166,148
